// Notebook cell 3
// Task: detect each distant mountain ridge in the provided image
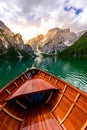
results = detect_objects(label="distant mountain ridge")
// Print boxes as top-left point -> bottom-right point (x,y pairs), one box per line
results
59,31 -> 87,57
0,20 -> 34,58
0,20 -> 10,31
28,27 -> 84,55
0,20 -> 86,57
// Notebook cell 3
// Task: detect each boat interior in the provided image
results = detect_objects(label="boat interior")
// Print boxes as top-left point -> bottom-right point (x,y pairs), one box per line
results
0,68 -> 87,130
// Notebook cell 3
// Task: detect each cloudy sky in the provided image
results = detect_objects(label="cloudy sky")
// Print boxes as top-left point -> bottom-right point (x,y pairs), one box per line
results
0,0 -> 87,41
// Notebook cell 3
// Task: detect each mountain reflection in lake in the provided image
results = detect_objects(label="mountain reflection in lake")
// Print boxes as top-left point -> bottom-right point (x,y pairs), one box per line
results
0,56 -> 87,92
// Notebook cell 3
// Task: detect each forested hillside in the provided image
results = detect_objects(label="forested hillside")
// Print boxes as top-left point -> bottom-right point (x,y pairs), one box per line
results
59,31 -> 87,57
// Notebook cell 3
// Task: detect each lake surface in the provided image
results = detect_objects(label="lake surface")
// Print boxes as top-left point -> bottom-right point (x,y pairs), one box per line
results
0,56 -> 87,92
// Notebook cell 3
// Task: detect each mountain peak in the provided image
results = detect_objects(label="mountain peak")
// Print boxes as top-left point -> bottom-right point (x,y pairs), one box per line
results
0,20 -> 34,57
28,27 -> 77,53
48,27 -> 60,32
59,30 -> 87,57
0,20 -> 10,31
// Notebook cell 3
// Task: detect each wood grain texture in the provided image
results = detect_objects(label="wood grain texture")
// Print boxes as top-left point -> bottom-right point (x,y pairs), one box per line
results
0,67 -> 87,130
22,103 -> 61,130
7,78 -> 58,100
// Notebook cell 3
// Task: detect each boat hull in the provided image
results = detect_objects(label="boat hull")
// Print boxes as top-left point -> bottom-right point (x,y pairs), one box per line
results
0,68 -> 87,130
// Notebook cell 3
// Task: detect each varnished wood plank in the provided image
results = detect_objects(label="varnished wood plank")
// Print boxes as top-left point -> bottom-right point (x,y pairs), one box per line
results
24,95 -> 30,101
49,76 -> 52,81
45,92 -> 53,104
5,89 -> 11,95
51,85 -> 67,112
81,121 -> 87,130
7,79 -> 58,100
60,93 -> 80,125
16,100 -> 27,110
19,116 -> 26,130
0,67 -> 87,130
22,103 -> 62,130
3,108 -> 23,122
21,76 -> 24,82
55,80 -> 58,85
14,82 -> 18,87
43,73 -> 46,78
49,110 -> 63,130
0,103 -> 7,111
63,92 -> 87,114
24,73 -> 28,79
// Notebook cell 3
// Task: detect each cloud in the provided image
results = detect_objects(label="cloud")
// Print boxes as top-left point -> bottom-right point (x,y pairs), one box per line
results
0,0 -> 87,41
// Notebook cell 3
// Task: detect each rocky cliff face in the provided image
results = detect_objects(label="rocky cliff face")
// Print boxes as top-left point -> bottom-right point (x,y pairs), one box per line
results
59,31 -> 87,57
0,20 -> 34,58
28,34 -> 44,51
76,30 -> 86,39
28,27 -> 78,54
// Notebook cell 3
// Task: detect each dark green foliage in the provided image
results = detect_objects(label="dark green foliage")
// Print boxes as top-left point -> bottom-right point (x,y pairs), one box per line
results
59,31 -> 87,57
41,52 -> 58,57
6,45 -> 33,58
17,50 -> 32,58
0,39 -> 7,56
7,45 -> 18,58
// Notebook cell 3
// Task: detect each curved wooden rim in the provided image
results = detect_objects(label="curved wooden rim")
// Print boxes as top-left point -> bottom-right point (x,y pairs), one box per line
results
0,67 -> 87,97
6,88 -> 58,101
3,108 -> 23,122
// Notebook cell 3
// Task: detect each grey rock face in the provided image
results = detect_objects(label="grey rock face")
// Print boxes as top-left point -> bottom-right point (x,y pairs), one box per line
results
0,20 -> 10,31
28,27 -> 78,54
0,20 -> 34,57
28,34 -> 44,51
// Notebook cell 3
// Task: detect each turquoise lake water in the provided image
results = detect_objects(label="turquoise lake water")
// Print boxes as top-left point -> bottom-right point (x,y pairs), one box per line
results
0,56 -> 87,92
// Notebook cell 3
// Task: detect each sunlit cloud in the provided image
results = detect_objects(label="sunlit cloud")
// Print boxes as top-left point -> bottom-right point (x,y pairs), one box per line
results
0,0 -> 87,41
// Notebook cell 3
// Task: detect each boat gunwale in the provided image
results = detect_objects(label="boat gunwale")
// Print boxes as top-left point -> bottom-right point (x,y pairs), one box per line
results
33,68 -> 87,96
0,72 -> 25,92
0,67 -> 87,130
0,67 -> 87,98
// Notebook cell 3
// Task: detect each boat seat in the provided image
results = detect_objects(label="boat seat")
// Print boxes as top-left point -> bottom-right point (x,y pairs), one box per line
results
6,78 -> 58,101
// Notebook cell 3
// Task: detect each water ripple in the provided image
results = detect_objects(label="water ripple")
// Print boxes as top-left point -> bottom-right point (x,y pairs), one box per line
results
0,57 -> 87,93
65,72 -> 87,92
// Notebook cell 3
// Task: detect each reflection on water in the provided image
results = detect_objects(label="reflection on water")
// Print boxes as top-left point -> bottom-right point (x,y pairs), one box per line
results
0,56 -> 87,92
0,58 -> 34,88
34,55 -> 43,66
33,56 -> 87,92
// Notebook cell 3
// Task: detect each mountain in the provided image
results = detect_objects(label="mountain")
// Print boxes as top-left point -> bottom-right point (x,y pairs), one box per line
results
29,34 -> 44,51
76,30 -> 86,39
59,31 -> 87,57
28,27 -> 78,54
0,20 -> 10,31
0,20 -> 34,58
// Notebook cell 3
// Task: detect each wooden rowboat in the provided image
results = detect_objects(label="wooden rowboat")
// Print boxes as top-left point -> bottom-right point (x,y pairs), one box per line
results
0,67 -> 87,130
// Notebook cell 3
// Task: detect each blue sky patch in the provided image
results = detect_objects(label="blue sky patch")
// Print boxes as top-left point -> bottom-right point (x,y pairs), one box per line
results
75,8 -> 83,15
64,6 -> 83,15
64,6 -> 73,11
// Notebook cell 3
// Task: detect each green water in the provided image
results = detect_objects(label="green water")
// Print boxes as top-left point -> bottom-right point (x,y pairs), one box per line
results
0,56 -> 87,92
